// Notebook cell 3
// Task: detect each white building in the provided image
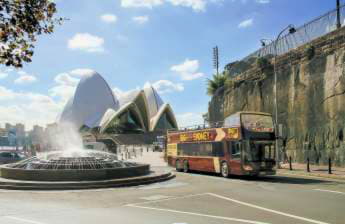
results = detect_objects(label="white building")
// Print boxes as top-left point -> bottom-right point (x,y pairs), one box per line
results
59,71 -> 177,134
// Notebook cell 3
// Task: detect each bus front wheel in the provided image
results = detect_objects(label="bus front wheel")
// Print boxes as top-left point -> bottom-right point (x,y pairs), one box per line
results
183,160 -> 189,173
221,162 -> 229,178
175,160 -> 182,172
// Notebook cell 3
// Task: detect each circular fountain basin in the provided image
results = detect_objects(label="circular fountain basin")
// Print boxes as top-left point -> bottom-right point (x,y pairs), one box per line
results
0,150 -> 150,181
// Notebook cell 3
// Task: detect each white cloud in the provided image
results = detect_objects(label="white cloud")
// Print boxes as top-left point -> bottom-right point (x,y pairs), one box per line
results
0,86 -> 16,100
132,16 -> 149,24
68,33 -> 105,53
112,87 -> 139,99
49,68 -> 95,104
49,85 -> 76,104
121,0 -> 163,8
256,0 -> 270,3
113,79 -> 183,98
54,73 -> 79,86
17,71 -> 27,76
121,0 -> 221,12
238,18 -> 253,28
171,59 -> 204,80
48,68 -> 95,106
0,72 -> 8,79
0,68 -> 96,129
167,0 -> 207,12
69,68 -> 95,77
14,75 -> 37,84
144,80 -> 184,94
176,112 -> 204,127
112,87 -> 126,98
0,85 -> 61,129
100,14 -> 118,23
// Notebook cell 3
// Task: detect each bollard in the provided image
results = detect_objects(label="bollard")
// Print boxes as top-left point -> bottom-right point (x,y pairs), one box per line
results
307,158 -> 310,172
328,157 -> 332,174
289,156 -> 292,171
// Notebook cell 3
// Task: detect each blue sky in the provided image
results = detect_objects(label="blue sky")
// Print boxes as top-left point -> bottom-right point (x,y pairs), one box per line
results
0,0 -> 339,130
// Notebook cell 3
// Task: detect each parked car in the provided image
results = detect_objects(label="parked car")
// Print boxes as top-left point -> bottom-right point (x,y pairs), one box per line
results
0,151 -> 23,165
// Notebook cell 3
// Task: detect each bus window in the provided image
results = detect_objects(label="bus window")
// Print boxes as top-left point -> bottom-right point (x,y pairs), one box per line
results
177,142 -> 224,157
212,142 -> 224,157
228,142 -> 240,159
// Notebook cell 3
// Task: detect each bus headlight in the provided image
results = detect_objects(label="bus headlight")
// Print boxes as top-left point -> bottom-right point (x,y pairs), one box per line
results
243,165 -> 253,171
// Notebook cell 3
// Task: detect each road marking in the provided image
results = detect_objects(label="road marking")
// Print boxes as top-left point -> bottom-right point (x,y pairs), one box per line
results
207,193 -> 329,224
140,195 -> 172,201
314,189 -> 345,195
128,204 -> 271,224
127,193 -> 207,206
176,172 -> 247,183
4,216 -> 46,224
138,181 -> 188,190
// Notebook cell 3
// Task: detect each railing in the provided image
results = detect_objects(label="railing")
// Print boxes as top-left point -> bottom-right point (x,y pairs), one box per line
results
243,4 -> 345,60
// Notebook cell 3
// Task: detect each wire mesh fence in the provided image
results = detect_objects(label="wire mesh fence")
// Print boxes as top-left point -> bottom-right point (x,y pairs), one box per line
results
244,4 -> 345,60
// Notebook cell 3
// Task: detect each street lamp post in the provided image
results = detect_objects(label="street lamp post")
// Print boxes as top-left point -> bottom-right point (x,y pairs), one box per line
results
260,39 -> 274,57
273,24 -> 296,168
337,0 -> 341,29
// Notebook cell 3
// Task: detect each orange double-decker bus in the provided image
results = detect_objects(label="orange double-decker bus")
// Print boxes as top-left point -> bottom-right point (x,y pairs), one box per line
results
166,111 -> 276,177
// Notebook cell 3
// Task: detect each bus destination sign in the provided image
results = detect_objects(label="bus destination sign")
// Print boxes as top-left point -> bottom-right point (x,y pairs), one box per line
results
168,128 -> 240,143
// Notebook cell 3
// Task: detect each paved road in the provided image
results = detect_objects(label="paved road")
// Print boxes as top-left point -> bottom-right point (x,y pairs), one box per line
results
0,151 -> 344,224
0,169 -> 344,224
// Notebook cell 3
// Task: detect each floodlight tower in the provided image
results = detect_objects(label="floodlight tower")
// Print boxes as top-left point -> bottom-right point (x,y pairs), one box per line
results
213,46 -> 219,75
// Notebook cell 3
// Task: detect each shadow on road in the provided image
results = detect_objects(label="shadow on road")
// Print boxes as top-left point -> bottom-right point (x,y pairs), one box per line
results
181,170 -> 336,185
244,175 -> 334,185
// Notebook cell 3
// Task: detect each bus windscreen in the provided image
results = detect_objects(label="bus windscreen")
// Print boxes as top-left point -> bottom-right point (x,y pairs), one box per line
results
241,114 -> 274,132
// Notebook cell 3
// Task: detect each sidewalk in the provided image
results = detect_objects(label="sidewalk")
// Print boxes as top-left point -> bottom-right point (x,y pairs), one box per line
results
279,162 -> 345,180
127,151 -> 168,167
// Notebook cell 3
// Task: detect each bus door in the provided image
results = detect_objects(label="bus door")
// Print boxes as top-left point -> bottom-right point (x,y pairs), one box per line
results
227,141 -> 242,175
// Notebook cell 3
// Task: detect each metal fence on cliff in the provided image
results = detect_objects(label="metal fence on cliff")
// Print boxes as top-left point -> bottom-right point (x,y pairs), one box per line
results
244,4 -> 345,60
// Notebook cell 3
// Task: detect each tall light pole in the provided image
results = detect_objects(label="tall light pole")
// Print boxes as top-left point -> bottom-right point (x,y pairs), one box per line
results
337,0 -> 341,29
273,24 -> 296,168
213,46 -> 219,75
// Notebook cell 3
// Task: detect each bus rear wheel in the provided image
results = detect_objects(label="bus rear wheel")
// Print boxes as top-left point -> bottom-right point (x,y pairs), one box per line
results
175,160 -> 182,172
221,162 -> 229,178
183,160 -> 189,173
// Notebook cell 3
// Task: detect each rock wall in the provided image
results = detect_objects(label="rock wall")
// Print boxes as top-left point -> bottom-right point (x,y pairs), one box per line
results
209,27 -> 345,166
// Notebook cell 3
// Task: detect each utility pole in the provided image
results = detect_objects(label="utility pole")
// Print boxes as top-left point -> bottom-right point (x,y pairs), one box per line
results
213,46 -> 219,75
337,0 -> 341,29
273,25 -> 296,169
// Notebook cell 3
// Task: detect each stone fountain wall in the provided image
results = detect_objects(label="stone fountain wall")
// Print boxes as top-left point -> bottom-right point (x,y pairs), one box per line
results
208,27 -> 345,167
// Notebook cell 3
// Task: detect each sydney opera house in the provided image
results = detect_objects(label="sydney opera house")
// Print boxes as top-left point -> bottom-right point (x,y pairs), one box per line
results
59,72 -> 178,137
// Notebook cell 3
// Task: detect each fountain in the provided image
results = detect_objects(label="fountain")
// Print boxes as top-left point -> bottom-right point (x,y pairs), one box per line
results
0,123 -> 174,189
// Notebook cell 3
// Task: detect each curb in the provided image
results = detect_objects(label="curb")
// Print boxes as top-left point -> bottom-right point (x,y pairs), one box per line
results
0,172 -> 175,190
277,170 -> 345,181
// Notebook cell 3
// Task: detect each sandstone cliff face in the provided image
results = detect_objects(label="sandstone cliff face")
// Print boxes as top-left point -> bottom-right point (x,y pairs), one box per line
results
209,27 -> 345,166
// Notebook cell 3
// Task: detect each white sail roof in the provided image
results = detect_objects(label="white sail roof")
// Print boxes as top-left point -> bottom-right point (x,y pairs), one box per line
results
143,85 -> 164,119
59,71 -> 119,129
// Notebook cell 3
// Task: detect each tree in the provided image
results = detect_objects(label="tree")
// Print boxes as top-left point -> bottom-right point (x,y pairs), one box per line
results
0,0 -> 62,68
207,72 -> 228,96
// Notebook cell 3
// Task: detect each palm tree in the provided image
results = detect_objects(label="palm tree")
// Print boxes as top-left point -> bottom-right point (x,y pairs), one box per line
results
207,73 -> 228,96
